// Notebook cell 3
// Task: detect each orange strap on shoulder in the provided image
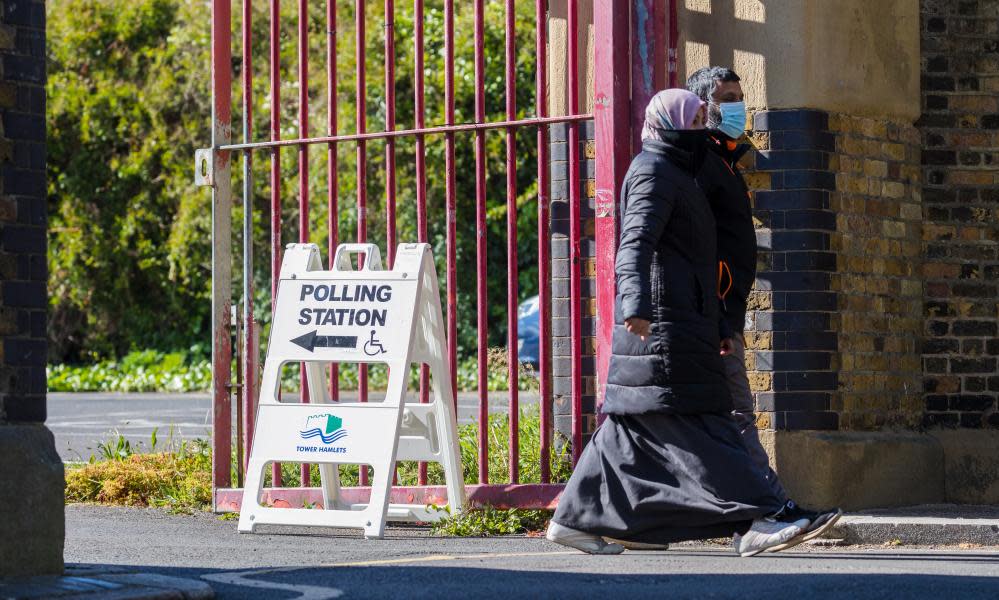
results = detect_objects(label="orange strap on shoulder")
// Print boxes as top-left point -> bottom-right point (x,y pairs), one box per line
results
717,260 -> 733,300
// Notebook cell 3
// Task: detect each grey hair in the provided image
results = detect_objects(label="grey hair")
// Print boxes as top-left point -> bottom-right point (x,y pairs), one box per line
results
686,67 -> 741,102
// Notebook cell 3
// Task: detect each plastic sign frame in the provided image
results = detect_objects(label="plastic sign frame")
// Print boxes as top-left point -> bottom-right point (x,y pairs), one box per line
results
238,243 -> 465,539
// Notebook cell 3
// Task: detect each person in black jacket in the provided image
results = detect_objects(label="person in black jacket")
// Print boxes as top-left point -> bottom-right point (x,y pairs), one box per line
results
546,89 -> 810,557
688,66 -> 842,544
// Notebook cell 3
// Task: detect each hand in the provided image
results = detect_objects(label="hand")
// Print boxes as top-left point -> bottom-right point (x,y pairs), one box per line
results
625,318 -> 651,341
720,338 -> 735,356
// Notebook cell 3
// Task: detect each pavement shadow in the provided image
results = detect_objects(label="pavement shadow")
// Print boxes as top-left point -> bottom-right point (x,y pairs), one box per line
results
67,563 -> 999,600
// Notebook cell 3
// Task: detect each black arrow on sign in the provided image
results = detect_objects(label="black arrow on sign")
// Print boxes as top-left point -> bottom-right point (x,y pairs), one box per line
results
290,330 -> 358,352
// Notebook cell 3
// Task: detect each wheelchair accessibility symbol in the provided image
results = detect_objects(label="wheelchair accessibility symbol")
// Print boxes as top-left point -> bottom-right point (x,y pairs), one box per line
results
363,329 -> 387,356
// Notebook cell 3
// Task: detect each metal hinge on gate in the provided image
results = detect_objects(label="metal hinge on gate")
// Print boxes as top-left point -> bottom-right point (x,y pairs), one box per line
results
194,148 -> 214,187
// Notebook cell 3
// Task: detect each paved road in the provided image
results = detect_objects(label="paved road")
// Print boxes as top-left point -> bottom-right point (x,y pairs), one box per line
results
48,391 -> 538,462
64,505 -> 999,599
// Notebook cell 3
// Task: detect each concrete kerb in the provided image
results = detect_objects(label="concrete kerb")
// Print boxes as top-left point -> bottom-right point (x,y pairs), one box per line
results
0,567 -> 214,600
828,505 -> 999,546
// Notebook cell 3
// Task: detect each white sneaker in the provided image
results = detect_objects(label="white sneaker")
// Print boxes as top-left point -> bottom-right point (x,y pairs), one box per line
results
546,521 -> 625,555
733,517 -> 809,557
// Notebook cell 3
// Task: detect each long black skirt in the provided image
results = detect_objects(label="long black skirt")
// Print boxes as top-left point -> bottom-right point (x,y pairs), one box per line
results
552,412 -> 785,544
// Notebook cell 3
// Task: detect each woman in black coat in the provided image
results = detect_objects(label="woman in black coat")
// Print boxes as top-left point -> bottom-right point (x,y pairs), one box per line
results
546,89 -> 809,557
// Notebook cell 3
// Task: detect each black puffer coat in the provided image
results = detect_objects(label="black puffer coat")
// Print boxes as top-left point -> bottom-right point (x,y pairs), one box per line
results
602,133 -> 732,416
697,134 -> 756,340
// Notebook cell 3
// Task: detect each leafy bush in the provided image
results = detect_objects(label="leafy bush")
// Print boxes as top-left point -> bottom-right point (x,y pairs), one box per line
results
49,347 -> 539,393
47,0 -> 542,362
47,350 -> 211,392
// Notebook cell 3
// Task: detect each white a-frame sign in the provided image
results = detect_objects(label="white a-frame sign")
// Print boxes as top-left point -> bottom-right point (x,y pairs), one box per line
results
239,242 -> 465,539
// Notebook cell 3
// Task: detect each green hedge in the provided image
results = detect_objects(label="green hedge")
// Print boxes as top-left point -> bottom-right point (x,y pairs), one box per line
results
48,349 -> 537,393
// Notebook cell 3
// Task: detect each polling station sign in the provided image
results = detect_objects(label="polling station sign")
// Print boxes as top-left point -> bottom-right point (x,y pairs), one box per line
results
268,245 -> 410,363
239,242 -> 465,539
290,282 -> 394,356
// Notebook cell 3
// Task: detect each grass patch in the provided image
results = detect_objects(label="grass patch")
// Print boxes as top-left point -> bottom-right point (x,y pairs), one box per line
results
65,438 -> 212,513
66,405 -> 570,525
430,506 -> 552,536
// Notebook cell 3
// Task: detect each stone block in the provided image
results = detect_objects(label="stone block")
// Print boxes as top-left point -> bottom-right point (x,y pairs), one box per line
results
928,429 -> 999,504
765,429 -> 945,510
0,425 -> 64,576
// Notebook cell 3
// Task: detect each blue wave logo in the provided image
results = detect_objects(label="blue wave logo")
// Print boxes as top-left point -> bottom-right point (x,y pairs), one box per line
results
299,427 -> 348,444
299,414 -> 347,445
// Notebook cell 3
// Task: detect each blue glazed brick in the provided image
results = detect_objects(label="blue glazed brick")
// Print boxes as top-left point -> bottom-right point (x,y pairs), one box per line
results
783,209 -> 837,230
771,230 -> 830,251
753,110 -> 829,132
774,410 -> 839,431
774,370 -> 839,392
2,395 -> 47,423
756,392 -> 831,412
786,251 -> 837,272
772,331 -> 838,351
754,190 -> 830,210
784,291 -> 838,311
768,130 -> 836,152
756,311 -> 831,332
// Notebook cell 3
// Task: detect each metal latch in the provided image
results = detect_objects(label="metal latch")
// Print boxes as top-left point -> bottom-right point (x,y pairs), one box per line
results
194,148 -> 214,187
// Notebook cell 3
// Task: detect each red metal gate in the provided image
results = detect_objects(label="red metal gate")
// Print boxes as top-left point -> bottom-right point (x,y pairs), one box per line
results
201,0 -> 677,512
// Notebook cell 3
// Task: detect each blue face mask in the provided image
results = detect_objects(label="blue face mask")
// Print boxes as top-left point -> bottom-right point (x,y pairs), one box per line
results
715,101 -> 747,140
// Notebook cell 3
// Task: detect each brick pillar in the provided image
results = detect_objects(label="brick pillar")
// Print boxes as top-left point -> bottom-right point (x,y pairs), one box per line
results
550,120 -> 597,452
919,0 -> 999,429
746,110 -> 841,432
0,0 -> 64,576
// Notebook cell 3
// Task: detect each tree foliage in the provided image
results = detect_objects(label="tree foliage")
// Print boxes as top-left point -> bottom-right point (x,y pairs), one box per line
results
48,0 -> 543,362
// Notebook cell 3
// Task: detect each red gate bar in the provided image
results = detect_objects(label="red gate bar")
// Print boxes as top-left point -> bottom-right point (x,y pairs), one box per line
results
567,0 -> 583,464
355,0 -> 370,487
504,0 -> 519,484
327,0 -> 341,403
473,0 -> 489,485
384,0 -> 397,267
221,115 -> 593,151
268,0 -> 282,487
240,0 -> 256,475
667,0 -> 679,88
535,0 -> 552,484
210,0 -> 233,494
298,0 -> 312,487
443,0 -> 457,410
593,0 -> 633,420
414,0 -> 430,486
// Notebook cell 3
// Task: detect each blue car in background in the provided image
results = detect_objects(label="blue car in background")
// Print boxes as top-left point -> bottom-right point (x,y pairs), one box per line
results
516,295 -> 540,369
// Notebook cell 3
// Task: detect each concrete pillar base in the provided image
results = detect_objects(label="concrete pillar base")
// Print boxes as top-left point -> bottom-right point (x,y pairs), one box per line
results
760,430 -> 945,511
927,429 -> 999,505
760,429 -> 999,510
0,425 -> 65,577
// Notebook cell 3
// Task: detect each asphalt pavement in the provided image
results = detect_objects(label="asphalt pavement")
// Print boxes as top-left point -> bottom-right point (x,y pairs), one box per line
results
47,392 -> 537,461
62,505 -> 999,600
